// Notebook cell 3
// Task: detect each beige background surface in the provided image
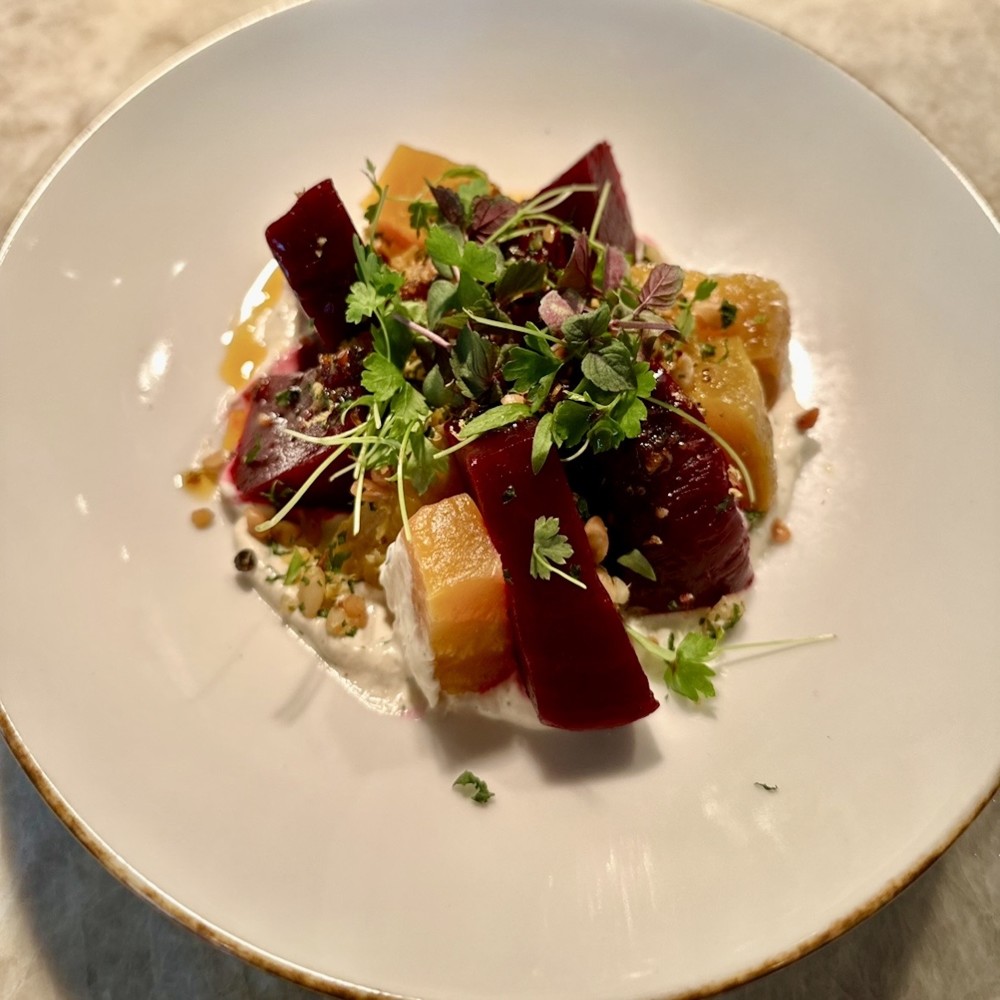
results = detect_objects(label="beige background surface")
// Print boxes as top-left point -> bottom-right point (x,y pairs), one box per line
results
1,1 -> 998,998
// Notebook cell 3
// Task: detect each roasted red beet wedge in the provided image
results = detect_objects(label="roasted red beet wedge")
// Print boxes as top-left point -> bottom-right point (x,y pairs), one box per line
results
232,349 -> 364,509
572,368 -> 753,611
457,422 -> 658,731
536,141 -> 637,254
265,179 -> 361,350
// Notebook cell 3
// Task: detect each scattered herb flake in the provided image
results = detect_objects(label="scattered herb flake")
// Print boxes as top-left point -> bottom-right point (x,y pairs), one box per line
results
453,770 -> 494,805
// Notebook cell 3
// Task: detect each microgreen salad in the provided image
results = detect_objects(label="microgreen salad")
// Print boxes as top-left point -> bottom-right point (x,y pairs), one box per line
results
201,142 -> 819,731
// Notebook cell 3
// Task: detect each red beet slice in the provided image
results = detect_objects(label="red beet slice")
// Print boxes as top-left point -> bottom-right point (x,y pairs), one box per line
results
265,179 -> 361,350
232,349 -> 364,508
573,368 -> 753,611
536,141 -> 637,254
457,422 -> 658,730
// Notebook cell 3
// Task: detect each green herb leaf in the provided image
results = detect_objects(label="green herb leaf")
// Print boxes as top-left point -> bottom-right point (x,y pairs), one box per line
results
284,548 -> 307,586
426,279 -> 459,329
617,548 -> 657,581
503,343 -> 562,396
424,224 -> 465,269
562,303 -> 611,356
457,403 -> 531,440
452,326 -> 498,400
581,339 -> 637,393
495,259 -> 547,304
453,770 -> 494,805
720,299 -> 738,329
361,353 -> 406,402
422,363 -> 461,409
529,516 -> 585,588
531,412 -> 555,473
551,400 -> 592,449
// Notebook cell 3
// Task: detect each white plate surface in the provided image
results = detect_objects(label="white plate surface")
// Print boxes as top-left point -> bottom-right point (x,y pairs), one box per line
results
1,1 -> 998,998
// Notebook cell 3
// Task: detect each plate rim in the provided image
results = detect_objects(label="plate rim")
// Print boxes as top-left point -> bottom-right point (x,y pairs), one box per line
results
2,1 -> 999,997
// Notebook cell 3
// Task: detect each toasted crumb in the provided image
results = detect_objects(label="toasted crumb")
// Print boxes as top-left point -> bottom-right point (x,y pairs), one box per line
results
191,507 -> 215,529
770,518 -> 792,544
796,407 -> 820,432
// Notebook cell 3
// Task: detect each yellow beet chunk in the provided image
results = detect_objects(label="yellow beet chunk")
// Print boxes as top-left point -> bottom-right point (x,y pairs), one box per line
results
405,493 -> 516,695
677,337 -> 777,513
680,271 -> 791,408
363,144 -> 464,256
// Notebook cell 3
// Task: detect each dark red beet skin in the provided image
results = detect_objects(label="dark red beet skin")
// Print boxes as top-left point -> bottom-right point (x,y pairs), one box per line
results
536,141 -> 637,254
265,179 -> 361,350
457,422 -> 658,731
232,349 -> 364,508
572,369 -> 753,611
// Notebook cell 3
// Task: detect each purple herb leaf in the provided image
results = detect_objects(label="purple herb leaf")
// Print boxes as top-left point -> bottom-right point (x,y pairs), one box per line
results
604,245 -> 629,291
430,185 -> 466,228
636,263 -> 684,313
558,232 -> 594,293
538,290 -> 577,334
468,195 -> 518,240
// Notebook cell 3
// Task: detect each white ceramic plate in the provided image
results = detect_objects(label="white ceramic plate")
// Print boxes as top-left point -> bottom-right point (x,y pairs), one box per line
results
1,1 -> 998,997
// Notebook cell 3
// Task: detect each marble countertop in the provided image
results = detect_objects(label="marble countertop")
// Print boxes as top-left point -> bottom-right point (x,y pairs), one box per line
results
1,1 -> 997,998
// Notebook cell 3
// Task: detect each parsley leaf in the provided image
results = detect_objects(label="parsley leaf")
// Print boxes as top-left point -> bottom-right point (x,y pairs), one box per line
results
361,353 -> 406,402
529,516 -> 585,589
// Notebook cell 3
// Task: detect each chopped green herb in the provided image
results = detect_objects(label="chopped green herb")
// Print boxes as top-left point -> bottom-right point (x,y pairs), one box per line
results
754,781 -> 779,792
453,770 -> 494,805
284,549 -> 307,586
719,299 -> 738,329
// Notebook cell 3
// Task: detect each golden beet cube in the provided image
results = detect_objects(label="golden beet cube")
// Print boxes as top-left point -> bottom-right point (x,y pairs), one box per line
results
363,144 -> 464,256
678,270 -> 791,409
404,493 -> 516,695
676,337 -> 777,513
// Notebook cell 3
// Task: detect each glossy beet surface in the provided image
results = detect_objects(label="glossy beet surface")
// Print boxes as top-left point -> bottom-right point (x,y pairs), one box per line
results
265,179 -> 361,350
537,141 -> 637,254
573,369 -> 753,611
458,422 -> 658,730
231,349 -> 363,508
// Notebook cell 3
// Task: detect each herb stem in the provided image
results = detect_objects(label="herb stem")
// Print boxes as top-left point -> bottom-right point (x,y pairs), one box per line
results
589,180 -> 611,238
393,313 -> 452,350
